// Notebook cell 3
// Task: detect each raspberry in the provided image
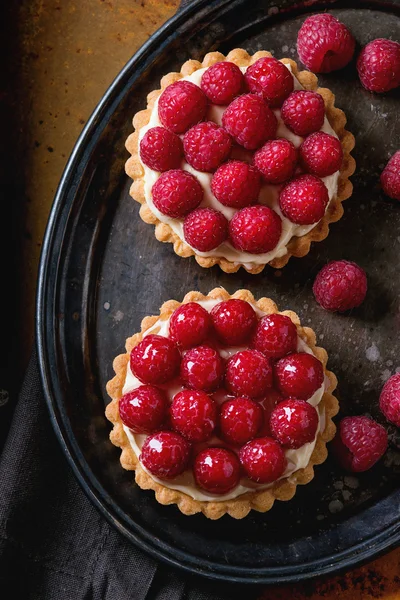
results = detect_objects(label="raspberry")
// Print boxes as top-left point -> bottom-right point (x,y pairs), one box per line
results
229,205 -> 282,254
281,91 -> 325,137
270,398 -> 319,449
379,374 -> 400,427
169,302 -> 212,349
313,260 -> 367,312
225,349 -> 273,399
210,299 -> 257,346
171,390 -> 217,442
332,416 -> 388,472
297,14 -> 355,73
158,80 -> 207,134
279,174 -> 328,225
244,57 -> 294,108
183,207 -> 228,252
152,170 -> 203,218
240,437 -> 286,483
130,334 -> 180,385
251,313 -> 297,359
300,132 -> 343,177
274,352 -> 324,400
381,151 -> 400,201
183,121 -> 232,172
220,397 -> 263,446
201,61 -> 244,105
139,126 -> 183,172
194,448 -> 241,494
140,431 -> 191,479
357,39 -> 400,93
254,139 -> 298,184
211,160 -> 261,208
180,345 -> 224,392
222,94 -> 277,150
119,385 -> 168,433
257,389 -> 283,437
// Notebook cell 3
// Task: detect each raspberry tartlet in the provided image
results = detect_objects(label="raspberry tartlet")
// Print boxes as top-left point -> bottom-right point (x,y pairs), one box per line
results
106,288 -> 338,519
126,49 -> 355,273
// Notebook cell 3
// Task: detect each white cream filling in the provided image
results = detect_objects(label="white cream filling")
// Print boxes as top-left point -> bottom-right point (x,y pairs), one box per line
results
138,64 -> 339,269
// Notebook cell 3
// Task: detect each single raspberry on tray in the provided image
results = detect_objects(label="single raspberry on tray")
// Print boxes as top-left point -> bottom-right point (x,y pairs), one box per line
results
152,169 -> 203,218
171,389 -> 217,443
222,93 -> 277,150
380,151 -> 400,201
270,398 -> 319,449
240,437 -> 286,483
140,431 -> 191,479
169,302 -> 212,349
220,397 -> 263,446
300,131 -> 343,178
357,38 -> 400,93
379,373 -> 400,427
183,207 -> 228,252
332,416 -> 388,472
158,80 -> 207,134
183,121 -> 232,172
244,56 -> 294,108
254,138 -> 298,184
229,205 -> 282,254
274,352 -> 324,401
201,61 -> 244,105
225,349 -> 273,399
139,126 -> 183,172
281,91 -> 325,137
279,174 -> 329,225
313,260 -> 367,312
251,313 -> 297,359
194,447 -> 241,494
211,160 -> 261,208
210,299 -> 258,346
119,385 -> 168,433
180,345 -> 224,392
130,334 -> 180,385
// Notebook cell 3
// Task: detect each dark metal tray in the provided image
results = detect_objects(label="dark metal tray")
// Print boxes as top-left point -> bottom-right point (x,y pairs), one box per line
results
37,0 -> 400,585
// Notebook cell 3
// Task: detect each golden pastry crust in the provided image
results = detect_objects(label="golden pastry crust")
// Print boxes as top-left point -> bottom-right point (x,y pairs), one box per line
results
125,49 -> 355,274
106,287 -> 339,520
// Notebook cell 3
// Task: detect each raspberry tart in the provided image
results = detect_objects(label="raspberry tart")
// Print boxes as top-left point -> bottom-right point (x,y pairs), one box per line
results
106,288 -> 338,519
126,49 -> 355,273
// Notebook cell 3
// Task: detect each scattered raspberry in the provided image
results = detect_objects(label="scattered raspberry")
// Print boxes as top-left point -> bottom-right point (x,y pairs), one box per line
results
254,139 -> 298,184
210,299 -> 257,346
229,205 -> 282,254
119,385 -> 168,433
194,447 -> 241,494
279,174 -> 329,225
357,39 -> 400,93
183,207 -> 228,252
332,416 -> 388,472
379,373 -> 400,427
300,132 -> 343,177
225,349 -> 273,399
240,437 -> 286,483
180,345 -> 224,392
274,352 -> 324,400
251,313 -> 297,359
183,121 -> 232,172
211,160 -> 261,208
201,61 -> 244,105
222,94 -> 277,150
158,80 -> 207,134
270,398 -> 319,449
130,334 -> 180,385
313,260 -> 367,312
169,302 -> 212,349
140,431 -> 191,479
139,126 -> 183,172
381,151 -> 400,201
171,389 -> 217,442
244,56 -> 294,108
152,170 -> 203,218
297,14 -> 355,73
220,397 -> 263,446
281,91 -> 325,137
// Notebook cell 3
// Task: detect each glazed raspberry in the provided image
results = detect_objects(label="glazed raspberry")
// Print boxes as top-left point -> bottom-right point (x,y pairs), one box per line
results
240,437 -> 286,483
225,349 -> 273,399
300,132 -> 343,177
357,39 -> 400,93
313,260 -> 367,312
270,398 -> 319,449
229,205 -> 282,254
119,385 -> 168,433
210,299 -> 257,346
200,61 -> 244,105
158,80 -> 207,134
194,447 -> 241,494
251,313 -> 297,359
180,345 -> 224,392
258,389 -> 283,437
211,160 -> 261,208
332,416 -> 388,472
183,207 -> 228,252
152,170 -> 203,218
140,431 -> 191,479
254,139 -> 297,184
381,151 -> 400,201
169,302 -> 212,349
171,390 -> 217,442
130,334 -> 180,385
220,397 -> 263,446
379,374 -> 400,427
139,126 -> 183,172
274,352 -> 324,400
183,122 -> 232,172
279,174 -> 328,225
297,14 -> 355,73
281,91 -> 325,137
244,56 -> 294,108
222,94 -> 277,150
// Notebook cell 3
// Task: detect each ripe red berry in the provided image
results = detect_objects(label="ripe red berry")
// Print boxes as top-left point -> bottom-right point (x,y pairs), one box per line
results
244,56 -> 294,107
130,334 -> 180,385
158,80 -> 207,134
180,345 -> 224,392
300,132 -> 343,177
279,174 -> 329,225
225,349 -> 273,398
211,160 -> 261,208
357,38 -> 400,93
201,61 -> 244,105
229,205 -> 282,254
140,431 -> 191,479
194,447 -> 241,494
183,207 -> 228,252
119,385 -> 168,433
274,352 -> 324,400
169,302 -> 212,349
152,170 -> 203,218
171,389 -> 217,442
332,416 -> 388,472
210,299 -> 257,346
251,313 -> 297,359
139,126 -> 183,172
220,397 -> 263,446
313,260 -> 367,312
381,151 -> 400,201
183,121 -> 232,172
281,91 -> 325,137
379,373 -> 400,427
254,139 -> 298,184
270,398 -> 319,449
257,389 -> 283,437
240,437 -> 286,483
222,93 -> 277,150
